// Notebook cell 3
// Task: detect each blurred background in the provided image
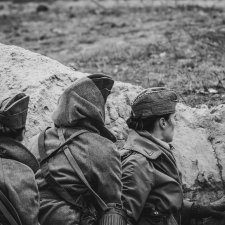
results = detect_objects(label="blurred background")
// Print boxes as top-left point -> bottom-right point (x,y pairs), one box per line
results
1,0 -> 225,106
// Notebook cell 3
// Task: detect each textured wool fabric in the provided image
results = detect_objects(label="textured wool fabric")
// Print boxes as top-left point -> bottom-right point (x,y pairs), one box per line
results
29,75 -> 122,225
131,87 -> 178,118
52,76 -> 107,127
88,74 -> 114,102
0,138 -> 40,225
0,93 -> 30,129
0,137 -> 39,173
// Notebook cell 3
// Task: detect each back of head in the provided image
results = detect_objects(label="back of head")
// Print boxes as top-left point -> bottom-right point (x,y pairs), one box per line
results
52,74 -> 114,128
0,93 -> 30,139
127,87 -> 178,131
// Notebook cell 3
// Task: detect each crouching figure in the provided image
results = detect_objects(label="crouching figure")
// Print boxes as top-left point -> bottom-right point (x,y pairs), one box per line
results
30,74 -> 127,225
0,93 -> 39,225
121,87 -> 225,225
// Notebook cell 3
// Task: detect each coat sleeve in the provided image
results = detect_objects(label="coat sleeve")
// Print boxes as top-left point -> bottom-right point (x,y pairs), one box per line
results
121,153 -> 155,225
181,200 -> 194,225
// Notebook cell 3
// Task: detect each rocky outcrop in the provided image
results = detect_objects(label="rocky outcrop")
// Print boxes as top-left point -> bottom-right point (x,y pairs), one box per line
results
1,43 -> 225,209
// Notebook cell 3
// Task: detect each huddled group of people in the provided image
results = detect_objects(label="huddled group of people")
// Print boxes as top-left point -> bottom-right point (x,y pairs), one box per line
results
0,74 -> 225,225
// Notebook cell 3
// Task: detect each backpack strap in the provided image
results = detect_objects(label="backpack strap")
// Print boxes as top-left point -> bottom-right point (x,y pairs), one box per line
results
0,190 -> 22,225
57,128 -> 108,212
38,128 -> 87,209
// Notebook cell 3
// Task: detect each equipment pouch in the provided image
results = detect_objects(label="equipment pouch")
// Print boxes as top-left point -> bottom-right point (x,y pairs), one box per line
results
80,202 -> 98,225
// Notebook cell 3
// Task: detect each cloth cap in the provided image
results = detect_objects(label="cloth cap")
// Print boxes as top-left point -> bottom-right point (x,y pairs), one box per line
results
0,93 -> 30,129
131,87 -> 178,118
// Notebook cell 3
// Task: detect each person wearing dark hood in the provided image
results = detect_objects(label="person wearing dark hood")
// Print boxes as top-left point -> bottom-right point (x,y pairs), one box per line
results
121,87 -> 225,225
0,93 -> 40,225
29,74 -> 126,225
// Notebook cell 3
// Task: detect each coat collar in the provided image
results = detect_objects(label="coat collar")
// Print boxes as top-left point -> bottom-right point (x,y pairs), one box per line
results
63,119 -> 116,143
123,130 -> 173,160
0,137 -> 39,173
123,130 -> 162,160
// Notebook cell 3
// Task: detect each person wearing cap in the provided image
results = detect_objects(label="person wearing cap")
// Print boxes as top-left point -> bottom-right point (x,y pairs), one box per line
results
0,93 -> 40,225
121,87 -> 225,225
29,74 -> 126,225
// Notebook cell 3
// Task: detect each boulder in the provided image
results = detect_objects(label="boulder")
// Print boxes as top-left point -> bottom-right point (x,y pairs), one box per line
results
1,43 -> 225,217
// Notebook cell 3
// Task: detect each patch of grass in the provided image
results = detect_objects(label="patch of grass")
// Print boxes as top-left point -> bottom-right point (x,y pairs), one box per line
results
1,0 -> 225,107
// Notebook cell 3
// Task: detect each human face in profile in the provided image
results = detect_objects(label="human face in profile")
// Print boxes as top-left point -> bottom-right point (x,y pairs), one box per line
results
161,113 -> 176,143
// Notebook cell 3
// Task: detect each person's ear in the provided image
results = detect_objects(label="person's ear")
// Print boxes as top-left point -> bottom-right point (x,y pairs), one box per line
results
17,128 -> 25,142
159,117 -> 167,129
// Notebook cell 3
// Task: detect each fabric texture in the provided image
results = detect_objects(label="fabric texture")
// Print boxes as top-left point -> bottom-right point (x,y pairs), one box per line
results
88,74 -> 114,102
131,87 -> 178,118
52,76 -> 107,127
0,138 -> 39,225
0,137 -> 39,173
121,130 -> 192,225
29,75 -> 122,225
0,93 -> 29,129
51,75 -> 116,142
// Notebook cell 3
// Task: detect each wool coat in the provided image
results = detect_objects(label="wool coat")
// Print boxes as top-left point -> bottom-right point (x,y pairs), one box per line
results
30,77 -> 122,225
121,130 -> 192,225
0,137 -> 40,225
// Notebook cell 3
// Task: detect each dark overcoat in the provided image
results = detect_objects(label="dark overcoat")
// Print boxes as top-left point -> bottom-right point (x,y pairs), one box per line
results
121,130 -> 192,225
0,137 -> 40,225
30,76 -> 122,225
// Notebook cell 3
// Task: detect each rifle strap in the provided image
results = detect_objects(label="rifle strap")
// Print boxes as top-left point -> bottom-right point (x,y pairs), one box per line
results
57,128 -> 108,212
0,190 -> 22,225
38,128 -> 87,209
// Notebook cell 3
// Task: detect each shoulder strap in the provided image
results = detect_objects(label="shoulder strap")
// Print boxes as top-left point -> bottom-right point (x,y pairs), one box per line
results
40,128 -> 86,165
57,128 -> 108,212
38,128 -> 87,209
0,190 -> 22,225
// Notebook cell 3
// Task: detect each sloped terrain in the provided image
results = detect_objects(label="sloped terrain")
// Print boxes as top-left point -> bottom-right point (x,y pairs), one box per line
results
1,43 -> 225,212
0,0 -> 225,107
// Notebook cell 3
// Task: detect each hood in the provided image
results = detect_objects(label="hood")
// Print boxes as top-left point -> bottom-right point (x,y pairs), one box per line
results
52,76 -> 107,127
52,75 -> 116,142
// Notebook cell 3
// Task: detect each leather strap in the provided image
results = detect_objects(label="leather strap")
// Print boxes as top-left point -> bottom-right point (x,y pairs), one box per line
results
38,128 -> 87,209
0,190 -> 22,225
40,128 -> 87,165
57,128 -> 108,212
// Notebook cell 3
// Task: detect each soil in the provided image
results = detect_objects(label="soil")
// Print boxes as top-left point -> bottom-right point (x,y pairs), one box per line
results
1,0 -> 225,107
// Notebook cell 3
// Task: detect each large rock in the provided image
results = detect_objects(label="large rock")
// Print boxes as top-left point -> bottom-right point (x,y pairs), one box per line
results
1,43 -> 225,210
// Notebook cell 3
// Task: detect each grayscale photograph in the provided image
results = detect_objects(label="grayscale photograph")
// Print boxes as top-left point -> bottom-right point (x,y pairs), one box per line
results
0,0 -> 225,225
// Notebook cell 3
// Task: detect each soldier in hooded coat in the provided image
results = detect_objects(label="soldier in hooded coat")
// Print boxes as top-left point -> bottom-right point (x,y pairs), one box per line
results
30,74 -> 126,225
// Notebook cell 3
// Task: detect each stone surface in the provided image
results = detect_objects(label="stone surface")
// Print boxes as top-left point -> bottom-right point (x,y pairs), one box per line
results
1,43 -> 225,213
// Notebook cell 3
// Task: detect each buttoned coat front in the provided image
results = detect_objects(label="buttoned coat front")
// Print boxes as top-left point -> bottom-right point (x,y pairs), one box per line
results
121,130 -> 192,225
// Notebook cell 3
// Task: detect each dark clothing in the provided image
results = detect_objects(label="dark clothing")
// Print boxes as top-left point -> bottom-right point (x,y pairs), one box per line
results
30,124 -> 122,225
0,137 -> 39,225
29,76 -> 123,224
121,130 -> 192,225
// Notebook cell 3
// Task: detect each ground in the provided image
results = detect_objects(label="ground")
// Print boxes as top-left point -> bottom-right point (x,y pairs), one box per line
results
1,0 -> 225,107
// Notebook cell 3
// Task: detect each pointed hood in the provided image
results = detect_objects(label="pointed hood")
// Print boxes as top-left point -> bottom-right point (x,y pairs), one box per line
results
52,74 -> 114,128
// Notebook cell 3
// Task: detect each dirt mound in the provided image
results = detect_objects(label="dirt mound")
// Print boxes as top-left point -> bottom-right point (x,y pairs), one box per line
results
1,43 -> 225,213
